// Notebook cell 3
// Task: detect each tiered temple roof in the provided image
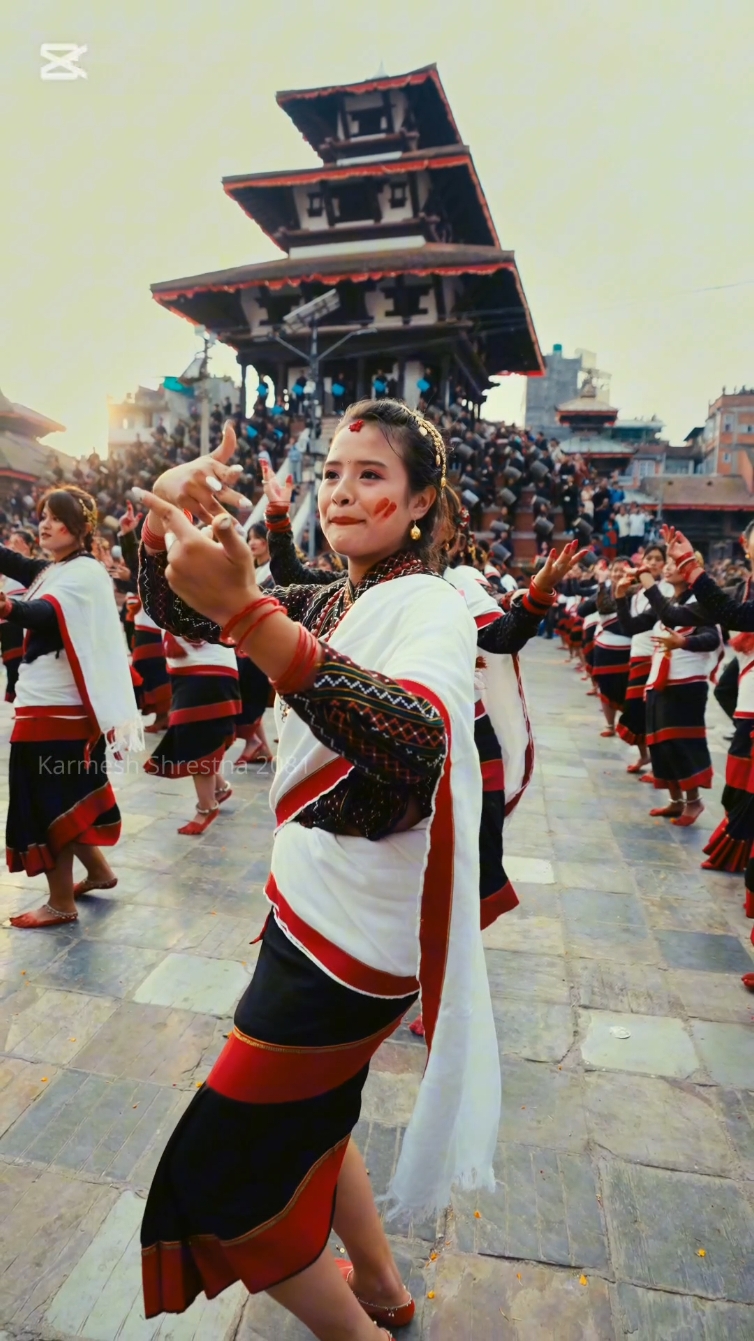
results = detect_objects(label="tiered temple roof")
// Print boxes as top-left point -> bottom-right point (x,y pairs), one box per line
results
151,64 -> 543,404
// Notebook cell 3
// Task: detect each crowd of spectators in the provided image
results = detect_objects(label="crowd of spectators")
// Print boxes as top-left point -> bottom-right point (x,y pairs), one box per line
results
1,380 -> 748,592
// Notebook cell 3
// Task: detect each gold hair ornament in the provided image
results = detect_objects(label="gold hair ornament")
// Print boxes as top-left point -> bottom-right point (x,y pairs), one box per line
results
411,412 -> 447,489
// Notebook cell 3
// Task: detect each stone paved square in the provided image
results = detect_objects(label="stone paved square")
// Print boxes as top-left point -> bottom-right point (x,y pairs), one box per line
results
579,1008 -> 700,1078
0,641 -> 751,1336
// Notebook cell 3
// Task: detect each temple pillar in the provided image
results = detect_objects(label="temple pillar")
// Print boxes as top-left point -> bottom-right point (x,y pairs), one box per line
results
440,353 -> 451,409
356,356 -> 366,400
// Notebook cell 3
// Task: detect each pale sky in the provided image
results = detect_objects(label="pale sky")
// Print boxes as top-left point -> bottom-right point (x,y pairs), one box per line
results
1,0 -> 752,456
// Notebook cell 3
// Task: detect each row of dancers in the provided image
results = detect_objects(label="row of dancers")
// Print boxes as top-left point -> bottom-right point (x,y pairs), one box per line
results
554,534 -> 754,991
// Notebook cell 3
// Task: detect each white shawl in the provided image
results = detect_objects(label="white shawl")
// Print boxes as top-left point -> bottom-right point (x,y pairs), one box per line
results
443,564 -> 534,815
269,573 -> 500,1216
15,556 -> 143,753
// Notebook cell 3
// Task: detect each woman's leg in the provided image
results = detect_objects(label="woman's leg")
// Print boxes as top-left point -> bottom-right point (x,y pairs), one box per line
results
332,1140 -> 410,1308
71,842 -> 116,885
600,699 -> 616,734
268,1247 -> 390,1341
675,787 -> 703,826
650,781 -> 683,817
9,843 -> 79,926
178,771 -> 220,834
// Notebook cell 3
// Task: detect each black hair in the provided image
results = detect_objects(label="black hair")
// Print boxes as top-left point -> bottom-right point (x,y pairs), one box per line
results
643,542 -> 667,561
337,398 -> 445,563
38,486 -> 97,553
249,522 -> 268,542
11,528 -> 36,552
743,520 -> 754,542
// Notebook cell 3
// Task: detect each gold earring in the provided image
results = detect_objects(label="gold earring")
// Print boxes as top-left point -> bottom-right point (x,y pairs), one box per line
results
410,521 -> 421,541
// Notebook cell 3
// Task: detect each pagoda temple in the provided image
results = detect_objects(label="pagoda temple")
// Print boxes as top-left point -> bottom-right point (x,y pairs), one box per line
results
151,64 -> 543,413
555,377 -> 637,472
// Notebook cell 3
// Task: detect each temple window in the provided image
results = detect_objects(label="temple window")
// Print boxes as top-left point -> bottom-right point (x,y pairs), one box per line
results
348,107 -> 387,137
389,182 -> 408,210
307,192 -> 324,218
331,184 -> 372,223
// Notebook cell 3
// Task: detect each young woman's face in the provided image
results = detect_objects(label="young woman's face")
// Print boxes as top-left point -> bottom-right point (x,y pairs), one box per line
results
319,423 -> 434,562
249,532 -> 270,564
644,548 -> 666,578
37,506 -> 79,557
664,556 -> 685,585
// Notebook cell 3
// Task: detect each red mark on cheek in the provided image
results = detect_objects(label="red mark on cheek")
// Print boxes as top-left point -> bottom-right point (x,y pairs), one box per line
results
373,497 -> 397,520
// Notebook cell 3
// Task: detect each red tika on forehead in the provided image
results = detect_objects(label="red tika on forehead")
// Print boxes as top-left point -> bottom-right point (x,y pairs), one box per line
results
348,419 -> 364,433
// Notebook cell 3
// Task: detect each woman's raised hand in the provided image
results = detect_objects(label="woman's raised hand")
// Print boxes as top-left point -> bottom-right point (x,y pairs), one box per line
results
661,524 -> 693,563
532,538 -> 591,593
261,461 -> 293,510
151,422 -> 246,521
137,492 -> 258,629
119,500 -> 143,534
613,572 -> 637,599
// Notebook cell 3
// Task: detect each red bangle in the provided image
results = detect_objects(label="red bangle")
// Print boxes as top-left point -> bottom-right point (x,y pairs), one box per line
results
265,508 -> 291,533
219,596 -> 284,646
142,521 -> 166,551
232,602 -> 286,647
272,624 -> 323,695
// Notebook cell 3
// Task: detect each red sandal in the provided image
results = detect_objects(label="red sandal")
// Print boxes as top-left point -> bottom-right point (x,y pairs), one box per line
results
216,784 -> 233,805
178,806 -> 220,836
335,1259 -> 415,1329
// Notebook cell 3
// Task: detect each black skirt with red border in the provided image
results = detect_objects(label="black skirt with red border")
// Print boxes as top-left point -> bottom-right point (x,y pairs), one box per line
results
704,717 -> 754,872
236,653 -> 270,731
475,706 -> 518,925
616,655 -> 653,745
132,629 -> 171,717
593,642 -> 631,710
6,734 -> 121,876
141,915 -> 417,1317
645,681 -> 712,791
144,672 -> 240,779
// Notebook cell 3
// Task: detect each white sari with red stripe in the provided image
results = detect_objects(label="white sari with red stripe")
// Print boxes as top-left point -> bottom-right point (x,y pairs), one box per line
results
268,572 -> 499,1216
443,564 -> 534,815
14,555 -> 142,753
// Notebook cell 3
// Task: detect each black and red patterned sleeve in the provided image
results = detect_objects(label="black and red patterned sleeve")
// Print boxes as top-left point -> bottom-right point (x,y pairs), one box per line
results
266,507 -> 340,587
137,544 -> 318,638
476,581 -> 554,655
285,648 -> 446,786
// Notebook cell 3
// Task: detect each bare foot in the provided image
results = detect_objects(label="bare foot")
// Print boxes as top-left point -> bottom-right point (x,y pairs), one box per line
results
672,800 -> 704,827
10,902 -> 78,928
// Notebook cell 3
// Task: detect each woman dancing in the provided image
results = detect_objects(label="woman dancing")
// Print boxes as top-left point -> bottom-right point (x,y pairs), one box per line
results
591,561 -> 632,736
0,529 -> 36,702
614,544 -> 673,775
135,404 -> 498,1340
616,552 -> 721,825
234,521 -> 275,765
0,488 -> 140,927
663,526 -> 754,986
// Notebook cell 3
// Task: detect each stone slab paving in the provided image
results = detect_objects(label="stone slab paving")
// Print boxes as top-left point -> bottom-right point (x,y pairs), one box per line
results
0,641 -> 750,1337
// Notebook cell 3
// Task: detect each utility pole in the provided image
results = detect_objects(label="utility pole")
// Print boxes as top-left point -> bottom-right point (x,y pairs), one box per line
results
198,331 -> 212,456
